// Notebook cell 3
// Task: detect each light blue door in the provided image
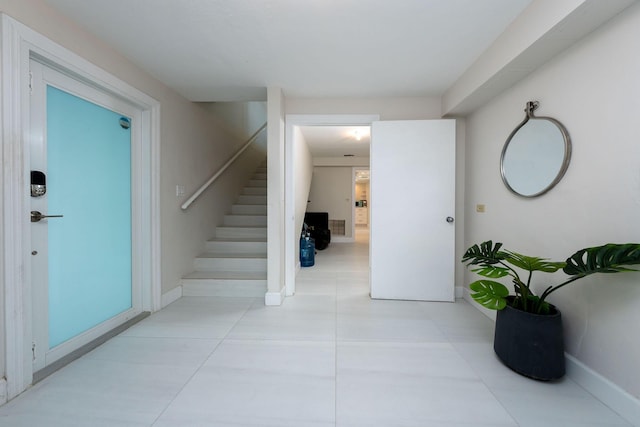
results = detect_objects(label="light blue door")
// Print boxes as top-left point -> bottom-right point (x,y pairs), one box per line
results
46,86 -> 132,348
30,60 -> 139,370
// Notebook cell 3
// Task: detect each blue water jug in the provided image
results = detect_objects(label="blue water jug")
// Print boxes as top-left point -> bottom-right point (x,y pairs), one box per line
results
300,236 -> 315,267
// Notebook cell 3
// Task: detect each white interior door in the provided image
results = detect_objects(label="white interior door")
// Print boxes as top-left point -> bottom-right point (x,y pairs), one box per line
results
370,120 -> 455,301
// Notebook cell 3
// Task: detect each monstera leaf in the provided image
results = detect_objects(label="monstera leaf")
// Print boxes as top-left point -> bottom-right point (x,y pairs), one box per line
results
469,280 -> 509,310
564,243 -> 640,277
462,241 -> 508,267
504,251 -> 565,273
471,265 -> 510,278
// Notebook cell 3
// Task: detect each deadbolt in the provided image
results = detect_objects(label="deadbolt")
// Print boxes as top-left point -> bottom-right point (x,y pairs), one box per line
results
30,211 -> 63,223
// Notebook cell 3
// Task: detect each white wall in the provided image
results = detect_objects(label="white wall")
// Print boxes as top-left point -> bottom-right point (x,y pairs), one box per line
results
203,101 -> 267,141
463,3 -> 640,398
307,167 -> 354,238
266,87 -> 286,304
292,127 -> 314,264
286,97 -> 441,120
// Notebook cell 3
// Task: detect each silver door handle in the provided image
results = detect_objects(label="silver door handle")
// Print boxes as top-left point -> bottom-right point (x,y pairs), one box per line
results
31,211 -> 63,222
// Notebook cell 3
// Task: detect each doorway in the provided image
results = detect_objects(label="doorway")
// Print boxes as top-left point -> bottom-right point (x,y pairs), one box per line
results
29,60 -> 144,374
353,167 -> 370,241
1,15 -> 160,400
284,115 -> 379,296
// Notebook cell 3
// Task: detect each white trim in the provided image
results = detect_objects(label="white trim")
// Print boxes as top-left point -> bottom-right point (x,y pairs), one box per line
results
0,379 -> 7,405
284,114 -> 379,297
161,286 -> 183,308
2,13 -> 32,400
565,355 -> 640,426
1,14 -> 161,400
265,288 -> 286,306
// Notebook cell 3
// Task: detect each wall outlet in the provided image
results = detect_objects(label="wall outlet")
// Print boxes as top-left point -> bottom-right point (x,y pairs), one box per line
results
176,185 -> 185,197
476,204 -> 486,213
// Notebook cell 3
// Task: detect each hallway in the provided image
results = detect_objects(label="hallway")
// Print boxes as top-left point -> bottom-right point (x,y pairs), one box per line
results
0,233 -> 631,426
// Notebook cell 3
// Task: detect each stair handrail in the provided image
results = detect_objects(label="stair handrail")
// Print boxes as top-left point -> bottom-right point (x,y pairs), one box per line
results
181,122 -> 267,210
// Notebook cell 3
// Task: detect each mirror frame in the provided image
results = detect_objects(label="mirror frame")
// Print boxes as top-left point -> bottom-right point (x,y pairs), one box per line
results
500,101 -> 572,198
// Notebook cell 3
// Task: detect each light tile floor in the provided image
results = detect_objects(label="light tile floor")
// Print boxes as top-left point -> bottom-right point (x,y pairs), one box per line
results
0,229 -> 633,426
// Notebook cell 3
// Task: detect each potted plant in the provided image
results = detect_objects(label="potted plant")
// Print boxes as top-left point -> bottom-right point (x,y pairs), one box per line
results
462,241 -> 640,380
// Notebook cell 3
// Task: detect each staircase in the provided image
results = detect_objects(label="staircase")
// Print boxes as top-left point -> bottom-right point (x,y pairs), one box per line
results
181,163 -> 267,297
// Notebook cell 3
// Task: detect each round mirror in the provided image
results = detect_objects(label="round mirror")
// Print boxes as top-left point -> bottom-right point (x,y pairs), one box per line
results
500,101 -> 571,197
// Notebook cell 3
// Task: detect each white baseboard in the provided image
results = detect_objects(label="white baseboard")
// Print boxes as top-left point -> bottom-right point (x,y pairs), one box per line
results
161,285 -> 182,308
0,378 -> 6,405
462,286 -> 639,424
566,354 -> 640,426
265,287 -> 286,306
455,285 -> 464,299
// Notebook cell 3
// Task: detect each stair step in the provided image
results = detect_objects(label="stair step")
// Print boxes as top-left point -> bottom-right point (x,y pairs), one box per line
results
247,179 -> 267,188
231,204 -> 267,215
215,226 -> 267,239
184,270 -> 267,280
194,253 -> 266,272
181,271 -> 266,297
237,195 -> 267,205
242,187 -> 267,196
182,280 -> 266,297
205,238 -> 267,253
223,214 -> 267,227
180,160 -> 268,298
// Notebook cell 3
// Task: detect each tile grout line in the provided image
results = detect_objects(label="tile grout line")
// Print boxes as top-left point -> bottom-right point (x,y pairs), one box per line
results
148,297 -> 258,426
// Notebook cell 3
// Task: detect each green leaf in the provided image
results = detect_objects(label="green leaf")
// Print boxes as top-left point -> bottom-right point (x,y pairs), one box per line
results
471,266 -> 510,278
462,241 -> 508,267
564,243 -> 640,277
469,280 -> 509,310
504,251 -> 565,273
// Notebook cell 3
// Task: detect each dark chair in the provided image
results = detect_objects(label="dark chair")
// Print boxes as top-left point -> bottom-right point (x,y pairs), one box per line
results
304,212 -> 331,250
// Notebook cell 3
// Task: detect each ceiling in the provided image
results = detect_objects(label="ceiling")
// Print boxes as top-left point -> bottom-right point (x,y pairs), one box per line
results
44,0 -> 532,102
44,0 -> 534,158
299,126 -> 371,158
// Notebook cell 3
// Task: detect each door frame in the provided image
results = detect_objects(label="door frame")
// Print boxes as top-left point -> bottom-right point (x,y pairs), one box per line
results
1,14 -> 161,401
284,114 -> 378,297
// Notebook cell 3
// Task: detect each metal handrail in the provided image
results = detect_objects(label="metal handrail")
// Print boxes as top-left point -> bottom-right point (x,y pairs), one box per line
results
181,122 -> 267,210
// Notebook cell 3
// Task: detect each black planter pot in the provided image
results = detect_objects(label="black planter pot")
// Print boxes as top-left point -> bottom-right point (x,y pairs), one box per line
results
494,299 -> 565,380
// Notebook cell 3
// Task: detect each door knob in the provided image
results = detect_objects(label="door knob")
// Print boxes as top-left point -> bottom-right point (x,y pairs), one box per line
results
30,211 -> 63,223
446,216 -> 454,223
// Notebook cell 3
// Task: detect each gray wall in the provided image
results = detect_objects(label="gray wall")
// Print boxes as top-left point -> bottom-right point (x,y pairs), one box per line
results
307,167 -> 354,238
463,3 -> 640,398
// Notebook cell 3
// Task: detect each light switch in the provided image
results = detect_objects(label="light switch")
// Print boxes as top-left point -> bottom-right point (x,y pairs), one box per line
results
476,204 -> 486,213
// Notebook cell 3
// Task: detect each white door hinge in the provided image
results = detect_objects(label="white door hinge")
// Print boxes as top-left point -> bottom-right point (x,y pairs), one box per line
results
29,70 -> 33,94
